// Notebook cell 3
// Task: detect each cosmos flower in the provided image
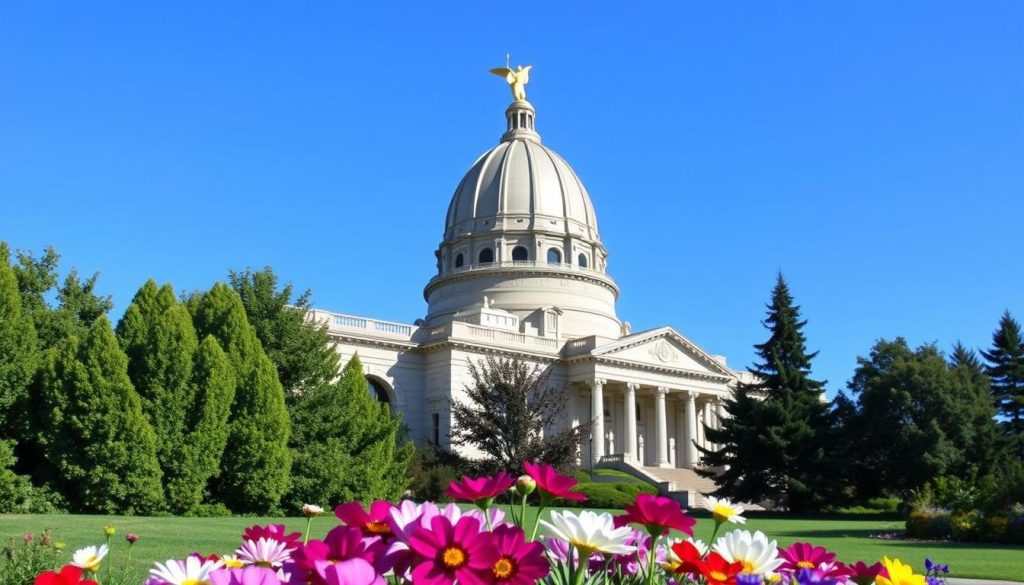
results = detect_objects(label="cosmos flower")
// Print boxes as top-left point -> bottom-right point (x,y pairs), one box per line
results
209,566 -> 280,585
488,524 -> 549,585
149,556 -> 223,585
713,530 -> 784,576
615,493 -> 696,537
335,501 -> 396,539
846,561 -> 884,585
522,462 -> 586,502
703,496 -> 746,525
34,566 -> 98,585
779,542 -> 836,573
445,472 -> 516,506
667,539 -> 707,575
408,515 -> 498,585
877,557 -> 927,585
70,545 -> 109,572
313,559 -> 383,585
236,538 -> 292,568
697,552 -> 745,585
242,526 -> 301,553
539,510 -> 636,556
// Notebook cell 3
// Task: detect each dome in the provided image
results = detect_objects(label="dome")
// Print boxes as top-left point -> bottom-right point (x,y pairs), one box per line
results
443,100 -> 601,245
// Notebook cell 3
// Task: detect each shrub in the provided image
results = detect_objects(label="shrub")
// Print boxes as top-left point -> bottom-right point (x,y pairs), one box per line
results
865,497 -> 900,513
0,532 -> 62,585
571,483 -> 635,509
950,510 -> 984,541
405,443 -> 463,502
985,515 -> 1009,542
906,510 -> 952,540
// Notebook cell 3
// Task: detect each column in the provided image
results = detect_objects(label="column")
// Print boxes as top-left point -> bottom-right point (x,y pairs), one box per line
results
655,387 -> 670,467
684,391 -> 698,467
624,383 -> 638,462
703,401 -> 714,448
590,378 -> 605,464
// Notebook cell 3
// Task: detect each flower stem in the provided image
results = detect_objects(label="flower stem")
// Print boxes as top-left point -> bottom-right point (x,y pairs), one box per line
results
529,504 -> 545,541
303,517 -> 312,545
705,521 -> 722,559
645,535 -> 659,585
519,494 -> 528,531
571,546 -> 589,585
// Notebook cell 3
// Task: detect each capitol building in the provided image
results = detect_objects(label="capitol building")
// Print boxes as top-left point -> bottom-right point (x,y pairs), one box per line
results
309,72 -> 749,500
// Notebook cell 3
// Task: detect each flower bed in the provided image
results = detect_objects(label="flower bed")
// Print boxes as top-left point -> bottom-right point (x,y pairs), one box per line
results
31,464 -> 952,585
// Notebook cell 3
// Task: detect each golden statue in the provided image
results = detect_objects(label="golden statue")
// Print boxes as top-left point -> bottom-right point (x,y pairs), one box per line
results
490,63 -> 532,102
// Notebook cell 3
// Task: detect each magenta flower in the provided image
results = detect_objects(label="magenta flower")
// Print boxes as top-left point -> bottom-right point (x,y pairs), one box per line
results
779,542 -> 837,572
445,473 -> 516,507
384,501 -> 464,580
209,567 -> 280,585
846,561 -> 884,585
409,515 -> 498,585
335,501 -> 395,539
614,493 -> 696,537
242,525 -> 301,553
522,462 -> 586,503
313,559 -> 383,585
488,525 -> 549,585
285,526 -> 388,585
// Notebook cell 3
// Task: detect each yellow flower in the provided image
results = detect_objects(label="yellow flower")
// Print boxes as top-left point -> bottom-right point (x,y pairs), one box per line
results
876,557 -> 926,585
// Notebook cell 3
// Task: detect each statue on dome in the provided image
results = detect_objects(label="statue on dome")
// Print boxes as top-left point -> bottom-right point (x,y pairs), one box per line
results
490,62 -> 531,102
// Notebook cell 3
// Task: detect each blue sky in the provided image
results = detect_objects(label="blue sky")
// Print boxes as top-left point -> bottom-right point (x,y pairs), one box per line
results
1,2 -> 1021,396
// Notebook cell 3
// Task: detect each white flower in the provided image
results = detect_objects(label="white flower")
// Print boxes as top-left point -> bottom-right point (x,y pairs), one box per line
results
236,537 -> 292,568
149,556 -> 223,585
703,496 -> 746,524
301,504 -> 324,517
539,510 -> 636,556
219,555 -> 246,569
713,529 -> 784,575
71,544 -> 109,571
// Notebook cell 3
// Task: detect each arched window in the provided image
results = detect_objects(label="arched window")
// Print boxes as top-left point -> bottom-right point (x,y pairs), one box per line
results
511,246 -> 529,261
478,248 -> 494,264
547,248 -> 562,264
577,253 -> 588,268
366,377 -> 391,405
454,253 -> 464,268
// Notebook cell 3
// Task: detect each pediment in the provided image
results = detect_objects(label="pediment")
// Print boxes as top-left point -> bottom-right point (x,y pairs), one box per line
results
590,327 -> 735,378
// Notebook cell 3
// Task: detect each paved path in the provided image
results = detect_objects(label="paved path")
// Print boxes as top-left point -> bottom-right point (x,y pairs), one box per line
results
948,579 -> 1022,585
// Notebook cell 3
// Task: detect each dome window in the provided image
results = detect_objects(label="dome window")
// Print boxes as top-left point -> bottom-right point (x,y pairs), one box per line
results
454,253 -> 464,268
578,253 -> 588,268
547,248 -> 562,265
478,248 -> 494,264
512,246 -> 529,261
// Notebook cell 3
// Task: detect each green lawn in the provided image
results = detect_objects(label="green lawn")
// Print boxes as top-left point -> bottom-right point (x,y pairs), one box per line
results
2,511 -> 1022,582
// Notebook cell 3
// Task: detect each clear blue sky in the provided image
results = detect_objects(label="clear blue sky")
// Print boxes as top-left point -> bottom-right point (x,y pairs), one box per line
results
1,2 -> 1021,397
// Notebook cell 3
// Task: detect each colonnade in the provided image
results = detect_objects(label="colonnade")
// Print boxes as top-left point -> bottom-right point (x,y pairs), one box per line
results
588,378 -> 726,468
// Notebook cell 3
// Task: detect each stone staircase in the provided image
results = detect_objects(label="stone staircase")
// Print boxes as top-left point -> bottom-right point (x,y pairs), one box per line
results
641,466 -> 720,508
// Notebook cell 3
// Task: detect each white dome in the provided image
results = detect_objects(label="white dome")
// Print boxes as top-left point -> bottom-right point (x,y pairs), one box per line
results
443,101 -> 601,245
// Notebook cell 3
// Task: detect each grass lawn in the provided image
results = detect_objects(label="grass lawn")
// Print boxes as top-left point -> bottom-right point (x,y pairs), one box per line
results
2,511 -> 1022,582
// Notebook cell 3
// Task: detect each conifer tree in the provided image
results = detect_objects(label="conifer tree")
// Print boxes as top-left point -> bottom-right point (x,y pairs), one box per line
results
0,243 -> 38,438
286,354 -> 411,512
982,311 -> 1024,457
38,316 -> 164,513
117,280 -> 235,513
191,283 -> 291,513
949,341 -> 1005,474
702,274 -> 836,511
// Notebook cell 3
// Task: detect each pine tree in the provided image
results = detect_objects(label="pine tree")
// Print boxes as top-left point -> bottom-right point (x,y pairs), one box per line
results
702,274 -> 836,511
982,311 -> 1024,457
38,315 -> 164,513
0,243 -> 38,438
949,341 -> 1005,474
228,267 -> 339,400
191,283 -> 291,513
117,280 -> 235,513
286,355 -> 411,511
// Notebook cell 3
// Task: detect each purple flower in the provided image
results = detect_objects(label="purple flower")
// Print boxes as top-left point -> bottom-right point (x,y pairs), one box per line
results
795,568 -> 840,585
736,575 -> 763,585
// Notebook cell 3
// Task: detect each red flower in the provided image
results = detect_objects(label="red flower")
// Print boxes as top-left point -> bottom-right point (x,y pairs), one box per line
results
488,525 -> 549,585
334,501 -> 395,539
615,493 -> 695,537
669,540 -> 705,576
522,462 -> 586,502
846,561 -> 884,585
445,472 -> 516,504
243,525 -> 302,552
695,552 -> 743,585
409,515 -> 498,585
35,566 -> 98,585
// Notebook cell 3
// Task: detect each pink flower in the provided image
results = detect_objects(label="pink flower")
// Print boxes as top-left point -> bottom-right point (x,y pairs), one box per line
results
522,462 -> 586,503
779,542 -> 849,579
209,566 -> 280,585
335,501 -> 395,539
846,561 -> 884,585
444,473 -> 516,505
285,526 -> 388,585
409,515 -> 498,585
313,559 -> 383,585
242,526 -> 301,553
488,525 -> 549,585
384,502 -> 464,580
614,493 -> 696,537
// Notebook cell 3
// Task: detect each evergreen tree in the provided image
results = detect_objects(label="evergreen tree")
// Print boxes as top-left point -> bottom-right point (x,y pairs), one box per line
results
191,283 -> 291,513
702,274 -> 836,511
182,337 -> 235,510
982,311 -> 1024,457
949,342 -> 1005,475
38,316 -> 164,513
117,280 -> 235,513
228,267 -> 339,399
287,354 -> 411,511
0,244 -> 38,438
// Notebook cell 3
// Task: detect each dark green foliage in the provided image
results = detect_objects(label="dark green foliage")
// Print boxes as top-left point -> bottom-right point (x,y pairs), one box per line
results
0,441 -> 61,513
38,316 -> 164,513
117,281 -> 235,513
450,356 -> 590,475
228,267 -> 339,399
405,442 -> 463,502
702,274 -> 837,512
191,283 -> 290,513
287,355 -> 411,511
948,342 -> 1006,475
982,311 -> 1024,456
0,244 -> 38,438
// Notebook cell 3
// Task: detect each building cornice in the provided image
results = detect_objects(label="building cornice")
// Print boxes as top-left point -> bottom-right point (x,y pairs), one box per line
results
423,262 -> 620,301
